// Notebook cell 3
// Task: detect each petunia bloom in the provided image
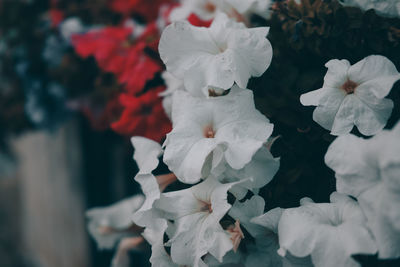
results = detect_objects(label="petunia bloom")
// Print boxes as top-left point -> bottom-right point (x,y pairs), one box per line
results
86,195 -> 144,267
86,195 -> 145,250
86,195 -> 146,267
159,12 -> 272,97
300,55 -> 400,136
325,122 -> 400,259
153,177 -> 238,267
275,193 -> 377,267
111,87 -> 172,142
163,85 -> 273,184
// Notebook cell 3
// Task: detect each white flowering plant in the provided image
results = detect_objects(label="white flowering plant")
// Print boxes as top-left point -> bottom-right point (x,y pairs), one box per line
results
84,1 -> 400,267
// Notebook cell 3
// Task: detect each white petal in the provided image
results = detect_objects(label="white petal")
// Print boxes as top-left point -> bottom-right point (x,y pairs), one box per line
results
131,136 -> 163,174
251,207 -> 283,234
164,130 -> 219,184
359,186 -> 400,259
154,188 -> 204,219
278,198 -> 376,267
348,55 -> 400,98
325,134 -> 379,197
221,146 -> 280,199
228,27 -> 272,87
142,219 -> 178,267
132,173 -> 162,228
159,20 -> 219,79
352,95 -> 393,136
86,195 -> 144,249
229,196 -> 266,237
330,95 -> 356,135
323,59 -> 350,88
160,71 -> 184,97
300,88 -> 326,106
311,88 -> 347,131
183,51 -> 236,96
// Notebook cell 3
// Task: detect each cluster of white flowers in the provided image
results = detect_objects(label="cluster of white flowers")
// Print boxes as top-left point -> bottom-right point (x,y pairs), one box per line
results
138,7 -> 280,267
85,1 -> 400,266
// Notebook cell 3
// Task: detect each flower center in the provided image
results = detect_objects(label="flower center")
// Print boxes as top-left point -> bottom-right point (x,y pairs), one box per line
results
341,80 -> 358,94
227,220 -> 244,252
208,88 -> 230,97
203,124 -> 215,138
199,201 -> 213,213
156,173 -> 177,192
205,2 -> 216,13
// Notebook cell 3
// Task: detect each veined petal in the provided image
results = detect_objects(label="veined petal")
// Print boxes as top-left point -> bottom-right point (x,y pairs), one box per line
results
348,55 -> 400,98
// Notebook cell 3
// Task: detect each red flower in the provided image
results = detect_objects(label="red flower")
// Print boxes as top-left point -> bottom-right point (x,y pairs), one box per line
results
71,27 -> 132,67
111,87 -> 171,142
118,42 -> 162,95
72,26 -> 163,95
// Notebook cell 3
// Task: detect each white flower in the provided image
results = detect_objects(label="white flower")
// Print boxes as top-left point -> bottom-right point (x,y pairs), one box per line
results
86,195 -> 145,250
275,193 -> 377,267
159,12 -> 272,97
339,0 -> 400,18
163,86 -> 274,184
300,55 -> 400,136
325,122 -> 400,258
153,177 -> 238,267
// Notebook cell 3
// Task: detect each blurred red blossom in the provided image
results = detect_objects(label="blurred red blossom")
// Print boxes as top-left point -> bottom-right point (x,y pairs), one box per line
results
72,25 -> 163,95
111,87 -> 171,142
